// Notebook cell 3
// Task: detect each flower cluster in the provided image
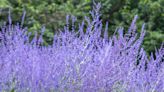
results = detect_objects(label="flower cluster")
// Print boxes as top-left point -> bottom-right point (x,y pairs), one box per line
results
0,3 -> 163,92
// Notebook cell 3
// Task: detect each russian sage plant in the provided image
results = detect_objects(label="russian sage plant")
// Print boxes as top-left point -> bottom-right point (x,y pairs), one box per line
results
0,3 -> 163,92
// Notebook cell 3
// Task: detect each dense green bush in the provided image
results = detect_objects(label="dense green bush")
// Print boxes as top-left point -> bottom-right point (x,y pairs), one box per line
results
0,0 -> 163,53
97,0 -> 164,53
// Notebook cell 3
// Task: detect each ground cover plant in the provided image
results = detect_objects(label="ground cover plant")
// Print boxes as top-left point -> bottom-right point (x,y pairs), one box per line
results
0,3 -> 163,92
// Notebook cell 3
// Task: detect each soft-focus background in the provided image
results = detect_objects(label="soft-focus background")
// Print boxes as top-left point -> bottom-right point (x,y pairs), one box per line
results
0,0 -> 163,54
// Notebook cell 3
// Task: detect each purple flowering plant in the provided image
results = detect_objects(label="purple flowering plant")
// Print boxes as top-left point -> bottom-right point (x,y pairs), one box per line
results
0,2 -> 163,92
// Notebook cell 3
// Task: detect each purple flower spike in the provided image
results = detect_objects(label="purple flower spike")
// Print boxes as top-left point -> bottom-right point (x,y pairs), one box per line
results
0,2 -> 163,92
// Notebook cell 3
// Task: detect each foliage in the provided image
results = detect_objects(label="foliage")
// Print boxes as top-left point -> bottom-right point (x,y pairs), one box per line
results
0,0 -> 163,53
94,0 -> 164,53
0,0 -> 88,45
0,3 -> 163,92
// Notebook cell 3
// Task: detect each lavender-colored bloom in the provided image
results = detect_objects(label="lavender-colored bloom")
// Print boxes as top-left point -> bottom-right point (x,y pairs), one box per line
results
0,2 -> 163,92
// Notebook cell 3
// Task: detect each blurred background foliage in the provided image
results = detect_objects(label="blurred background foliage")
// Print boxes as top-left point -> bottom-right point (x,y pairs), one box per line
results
0,0 -> 163,54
